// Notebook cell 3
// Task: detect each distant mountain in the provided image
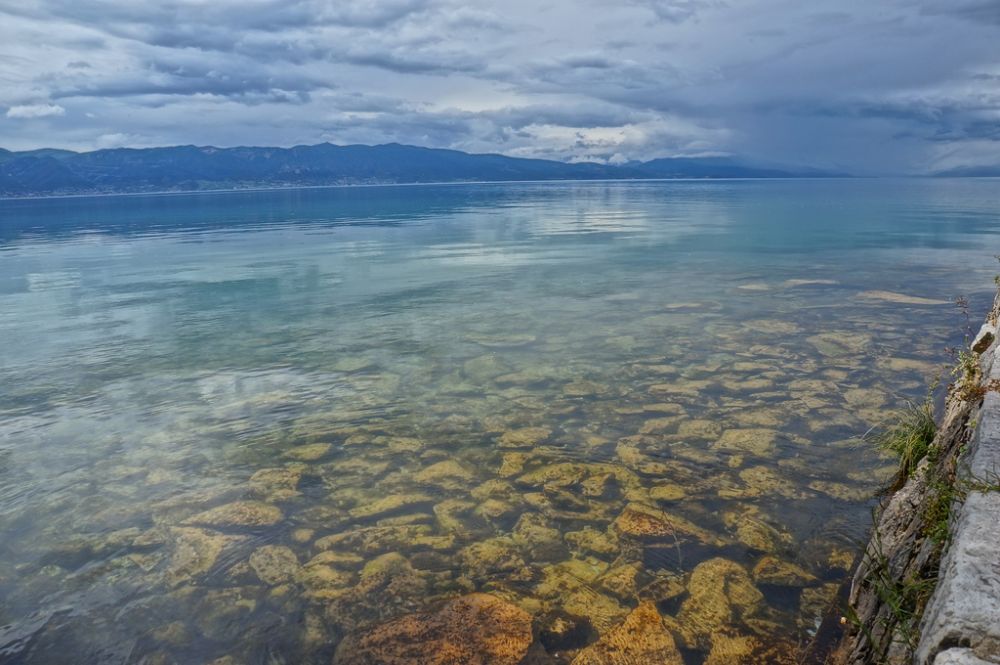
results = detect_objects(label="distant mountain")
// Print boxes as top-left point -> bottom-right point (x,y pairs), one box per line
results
0,142 -> 845,197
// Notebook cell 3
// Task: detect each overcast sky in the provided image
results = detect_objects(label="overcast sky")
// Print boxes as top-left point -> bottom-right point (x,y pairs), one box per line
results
0,0 -> 997,174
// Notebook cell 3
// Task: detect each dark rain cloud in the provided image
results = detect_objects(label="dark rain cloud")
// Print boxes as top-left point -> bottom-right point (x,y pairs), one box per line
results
0,0 -> 998,173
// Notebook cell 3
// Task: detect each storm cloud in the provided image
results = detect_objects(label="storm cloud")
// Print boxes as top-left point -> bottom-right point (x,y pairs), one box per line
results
0,0 -> 997,173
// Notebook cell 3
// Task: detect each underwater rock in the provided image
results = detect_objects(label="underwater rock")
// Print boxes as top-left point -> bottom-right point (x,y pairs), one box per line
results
283,443 -> 332,461
539,610 -> 595,652
807,480 -> 871,502
703,632 -> 799,665
433,499 -> 483,537
498,453 -> 529,478
615,438 -> 672,476
326,553 -> 430,631
248,466 -> 303,501
314,524 -> 435,556
164,527 -> 245,586
798,583 -> 840,634
637,573 -> 687,603
349,493 -> 434,520
413,460 -> 475,489
721,506 -> 792,553
677,419 -> 722,439
649,483 -> 687,502
183,501 -> 284,528
298,559 -> 355,601
713,428 -> 779,456
570,601 -> 683,665
718,465 -> 805,500
751,556 -> 816,586
498,427 -> 552,448
512,513 -> 568,562
463,354 -> 510,382
475,498 -> 519,525
676,557 -> 765,650
332,593 -> 533,665
458,537 -> 530,581
248,545 -> 300,585
856,290 -> 949,305
565,526 -> 620,558
563,379 -> 608,397
306,550 -> 365,569
596,563 -> 643,600
638,416 -> 684,435
470,479 -> 517,500
613,503 -> 720,545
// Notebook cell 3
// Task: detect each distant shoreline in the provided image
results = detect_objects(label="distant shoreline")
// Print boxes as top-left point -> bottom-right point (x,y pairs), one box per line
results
0,175 -> 925,203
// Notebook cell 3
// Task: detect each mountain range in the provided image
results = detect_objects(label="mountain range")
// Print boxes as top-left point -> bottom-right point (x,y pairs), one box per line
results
0,142 -> 845,197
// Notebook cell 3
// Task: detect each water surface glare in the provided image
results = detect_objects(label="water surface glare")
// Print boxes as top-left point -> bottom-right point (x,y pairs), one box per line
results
1,180 -> 999,664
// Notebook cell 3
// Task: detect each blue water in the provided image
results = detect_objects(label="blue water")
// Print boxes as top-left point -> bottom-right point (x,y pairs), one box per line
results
0,179 -> 998,663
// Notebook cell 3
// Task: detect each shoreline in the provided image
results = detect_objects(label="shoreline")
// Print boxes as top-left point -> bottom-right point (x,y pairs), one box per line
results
834,288 -> 1000,664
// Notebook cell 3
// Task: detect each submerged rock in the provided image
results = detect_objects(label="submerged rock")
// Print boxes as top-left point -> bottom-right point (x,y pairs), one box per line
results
164,527 -> 245,586
248,545 -> 300,585
248,466 -> 303,500
751,556 -> 816,586
332,593 -> 533,665
349,493 -> 434,520
413,460 -> 475,489
713,428 -> 779,456
458,537 -> 530,581
613,503 -> 720,545
283,442 -> 332,461
183,501 -> 283,528
498,427 -> 552,449
570,601 -> 683,665
676,557 -> 764,649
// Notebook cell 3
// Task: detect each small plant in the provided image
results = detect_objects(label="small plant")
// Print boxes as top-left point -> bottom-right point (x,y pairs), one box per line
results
870,400 -> 937,490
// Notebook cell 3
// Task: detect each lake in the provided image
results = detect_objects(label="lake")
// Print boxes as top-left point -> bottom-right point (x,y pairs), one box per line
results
1,179 -> 998,664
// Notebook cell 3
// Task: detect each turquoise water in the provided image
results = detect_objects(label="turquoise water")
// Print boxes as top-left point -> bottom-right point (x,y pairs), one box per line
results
1,179 -> 998,663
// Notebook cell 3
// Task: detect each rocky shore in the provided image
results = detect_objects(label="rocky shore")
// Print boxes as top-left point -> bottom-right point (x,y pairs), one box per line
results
835,289 -> 1000,664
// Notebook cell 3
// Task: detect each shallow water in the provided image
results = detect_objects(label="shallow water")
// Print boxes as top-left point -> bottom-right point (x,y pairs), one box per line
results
1,179 -> 998,664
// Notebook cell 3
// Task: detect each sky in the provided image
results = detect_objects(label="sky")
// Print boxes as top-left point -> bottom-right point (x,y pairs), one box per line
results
0,0 -> 997,174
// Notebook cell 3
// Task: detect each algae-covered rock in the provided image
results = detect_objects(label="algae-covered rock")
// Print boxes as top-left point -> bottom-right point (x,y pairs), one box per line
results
676,557 -> 765,649
183,501 -> 283,528
808,480 -> 870,502
498,453 -> 528,478
570,601 -> 683,665
596,563 -> 643,600
248,466 -> 303,500
649,483 -> 687,501
613,503 -> 720,545
283,442 -> 332,461
349,493 -> 434,520
164,527 -> 245,586
458,537 -> 529,581
703,632 -> 799,665
248,545 -> 300,585
512,513 -> 567,562
565,526 -> 620,558
751,555 -> 816,586
498,427 -> 551,449
333,593 -> 533,665
413,460 -> 475,489
713,428 -> 779,456
721,506 -> 792,553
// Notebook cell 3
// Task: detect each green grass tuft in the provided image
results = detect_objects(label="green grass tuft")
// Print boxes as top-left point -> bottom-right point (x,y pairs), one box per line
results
871,401 -> 937,486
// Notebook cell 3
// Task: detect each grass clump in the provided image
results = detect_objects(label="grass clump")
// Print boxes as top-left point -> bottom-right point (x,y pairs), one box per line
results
871,401 -> 937,489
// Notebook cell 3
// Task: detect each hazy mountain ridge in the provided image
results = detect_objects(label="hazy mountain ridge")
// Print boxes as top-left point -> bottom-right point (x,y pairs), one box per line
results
0,142 -> 843,196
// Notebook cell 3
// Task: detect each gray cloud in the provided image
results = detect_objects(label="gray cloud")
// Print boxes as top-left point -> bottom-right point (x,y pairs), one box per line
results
0,0 -> 998,173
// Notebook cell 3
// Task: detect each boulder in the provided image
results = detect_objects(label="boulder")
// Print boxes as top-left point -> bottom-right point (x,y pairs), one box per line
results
570,601 -> 683,665
332,593 -> 533,665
